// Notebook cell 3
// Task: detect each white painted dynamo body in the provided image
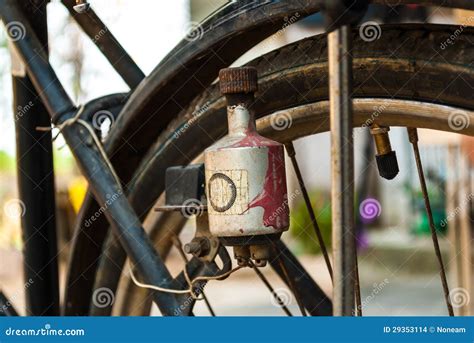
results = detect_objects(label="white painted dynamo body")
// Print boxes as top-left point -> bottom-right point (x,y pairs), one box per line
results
204,105 -> 289,238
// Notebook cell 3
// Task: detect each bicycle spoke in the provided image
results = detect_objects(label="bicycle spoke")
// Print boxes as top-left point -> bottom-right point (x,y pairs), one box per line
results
249,261 -> 293,316
354,249 -> 362,316
272,243 -> 307,316
270,240 -> 333,316
172,236 -> 216,316
407,127 -> 454,316
285,142 -> 333,282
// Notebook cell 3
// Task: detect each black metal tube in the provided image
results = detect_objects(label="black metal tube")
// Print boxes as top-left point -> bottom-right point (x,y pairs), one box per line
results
60,124 -> 180,315
61,0 -> 145,89
0,0 -> 181,315
0,0 -> 75,121
12,0 -> 59,316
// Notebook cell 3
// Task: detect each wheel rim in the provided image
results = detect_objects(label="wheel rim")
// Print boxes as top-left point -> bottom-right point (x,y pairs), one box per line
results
115,98 -> 473,315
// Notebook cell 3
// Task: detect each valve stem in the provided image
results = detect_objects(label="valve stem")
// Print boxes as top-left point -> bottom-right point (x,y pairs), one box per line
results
370,124 -> 399,180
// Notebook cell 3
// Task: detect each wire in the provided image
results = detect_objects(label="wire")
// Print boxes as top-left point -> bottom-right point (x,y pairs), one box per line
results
129,264 -> 190,295
36,105 -> 122,188
128,262 -> 243,297
190,266 -> 243,284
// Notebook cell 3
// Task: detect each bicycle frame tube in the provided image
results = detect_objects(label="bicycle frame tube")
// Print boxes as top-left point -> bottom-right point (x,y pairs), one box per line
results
61,0 -> 145,89
0,0 -> 182,315
1,0 -> 471,316
66,0 -> 474,314
13,0 -> 59,316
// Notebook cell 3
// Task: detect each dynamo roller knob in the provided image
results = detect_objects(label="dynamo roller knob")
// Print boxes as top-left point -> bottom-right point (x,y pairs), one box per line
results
219,67 -> 258,95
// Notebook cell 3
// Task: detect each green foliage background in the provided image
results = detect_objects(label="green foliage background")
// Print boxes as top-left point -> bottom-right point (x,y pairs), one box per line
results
290,191 -> 332,254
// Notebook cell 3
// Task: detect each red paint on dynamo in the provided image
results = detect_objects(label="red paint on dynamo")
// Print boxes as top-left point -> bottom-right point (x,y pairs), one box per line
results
229,131 -> 278,149
247,145 -> 289,229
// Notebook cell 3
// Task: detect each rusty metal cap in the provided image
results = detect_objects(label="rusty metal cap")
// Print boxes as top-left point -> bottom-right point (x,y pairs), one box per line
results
219,67 -> 258,95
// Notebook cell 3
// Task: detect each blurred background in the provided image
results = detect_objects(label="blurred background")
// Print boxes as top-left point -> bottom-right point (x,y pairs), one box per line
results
0,0 -> 472,316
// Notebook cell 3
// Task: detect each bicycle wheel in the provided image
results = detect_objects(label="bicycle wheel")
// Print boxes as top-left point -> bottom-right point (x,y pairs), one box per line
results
90,24 -> 473,316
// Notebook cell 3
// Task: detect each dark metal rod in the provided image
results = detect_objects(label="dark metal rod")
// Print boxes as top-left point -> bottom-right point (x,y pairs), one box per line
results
0,292 -> 19,316
354,249 -> 362,316
0,0 -> 75,121
172,237 -> 215,316
249,261 -> 293,316
61,0 -> 145,89
407,127 -> 454,316
0,0 -> 181,315
328,25 -> 355,316
12,0 -> 59,316
285,142 -> 333,281
61,124 -> 181,315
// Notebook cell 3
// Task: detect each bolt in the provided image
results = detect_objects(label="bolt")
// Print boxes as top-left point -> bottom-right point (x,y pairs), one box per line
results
184,237 -> 210,257
184,241 -> 201,255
